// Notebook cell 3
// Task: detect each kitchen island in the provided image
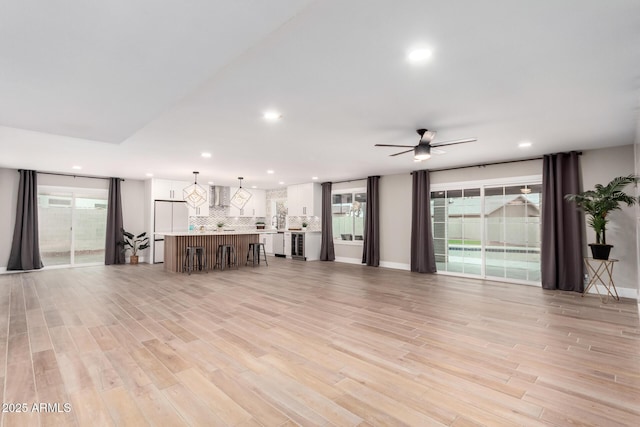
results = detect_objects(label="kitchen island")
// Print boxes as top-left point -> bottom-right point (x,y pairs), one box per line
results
156,231 -> 275,273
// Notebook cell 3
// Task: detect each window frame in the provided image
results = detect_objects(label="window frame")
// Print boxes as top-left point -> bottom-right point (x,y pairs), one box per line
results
331,186 -> 367,245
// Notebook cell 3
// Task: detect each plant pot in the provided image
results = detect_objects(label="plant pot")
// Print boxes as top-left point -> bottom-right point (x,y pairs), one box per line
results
589,244 -> 613,260
129,255 -> 139,265
256,225 -> 265,230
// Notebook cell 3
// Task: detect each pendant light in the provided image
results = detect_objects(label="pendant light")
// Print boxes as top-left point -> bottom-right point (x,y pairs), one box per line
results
230,176 -> 252,209
183,171 -> 208,208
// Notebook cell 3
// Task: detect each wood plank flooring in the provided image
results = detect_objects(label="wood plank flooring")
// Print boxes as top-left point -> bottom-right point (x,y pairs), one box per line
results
0,258 -> 638,426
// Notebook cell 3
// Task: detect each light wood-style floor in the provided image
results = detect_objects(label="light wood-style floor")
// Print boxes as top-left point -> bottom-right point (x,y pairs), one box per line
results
1,257 -> 639,426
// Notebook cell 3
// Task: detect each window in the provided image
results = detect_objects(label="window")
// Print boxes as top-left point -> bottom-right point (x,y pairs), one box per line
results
430,177 -> 541,284
332,189 -> 366,242
38,187 -> 108,266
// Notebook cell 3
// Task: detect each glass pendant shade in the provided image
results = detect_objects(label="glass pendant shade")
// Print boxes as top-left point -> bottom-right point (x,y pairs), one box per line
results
183,171 -> 208,208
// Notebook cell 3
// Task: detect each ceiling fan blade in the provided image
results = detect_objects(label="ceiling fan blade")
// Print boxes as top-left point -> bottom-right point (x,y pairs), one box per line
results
431,147 -> 446,155
431,138 -> 477,147
390,148 -> 415,157
375,144 -> 415,148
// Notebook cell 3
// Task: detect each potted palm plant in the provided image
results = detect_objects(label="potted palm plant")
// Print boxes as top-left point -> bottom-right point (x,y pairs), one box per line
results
119,229 -> 150,265
565,174 -> 638,260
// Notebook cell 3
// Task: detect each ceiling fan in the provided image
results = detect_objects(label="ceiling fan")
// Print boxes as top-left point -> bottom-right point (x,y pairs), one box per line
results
375,129 -> 477,161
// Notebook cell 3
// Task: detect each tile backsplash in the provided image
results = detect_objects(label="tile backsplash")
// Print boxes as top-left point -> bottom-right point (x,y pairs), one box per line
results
189,186 -> 321,231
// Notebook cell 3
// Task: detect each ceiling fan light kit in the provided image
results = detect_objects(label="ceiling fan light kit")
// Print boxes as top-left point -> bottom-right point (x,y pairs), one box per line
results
375,128 -> 476,161
414,144 -> 431,160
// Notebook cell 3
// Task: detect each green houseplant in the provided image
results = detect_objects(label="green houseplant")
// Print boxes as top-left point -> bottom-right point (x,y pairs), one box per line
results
119,229 -> 150,265
565,174 -> 638,260
216,221 -> 225,230
301,221 -> 308,230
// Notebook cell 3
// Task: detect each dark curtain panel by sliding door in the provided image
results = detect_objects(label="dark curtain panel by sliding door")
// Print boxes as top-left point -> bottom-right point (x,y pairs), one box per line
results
320,182 -> 335,261
362,176 -> 380,266
105,178 -> 125,265
7,170 -> 43,271
541,152 -> 583,291
411,170 -> 437,273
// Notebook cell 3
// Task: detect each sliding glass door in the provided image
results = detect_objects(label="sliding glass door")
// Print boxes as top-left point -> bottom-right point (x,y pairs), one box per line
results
38,187 -> 108,266
431,178 -> 541,284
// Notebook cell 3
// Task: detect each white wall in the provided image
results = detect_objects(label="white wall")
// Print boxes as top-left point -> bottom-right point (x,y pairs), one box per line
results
379,173 -> 412,269
0,168 -> 20,270
580,145 -> 637,292
0,168 -> 147,269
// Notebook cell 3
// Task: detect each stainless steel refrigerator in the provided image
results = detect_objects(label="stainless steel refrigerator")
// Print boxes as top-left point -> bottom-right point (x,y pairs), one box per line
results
153,200 -> 189,263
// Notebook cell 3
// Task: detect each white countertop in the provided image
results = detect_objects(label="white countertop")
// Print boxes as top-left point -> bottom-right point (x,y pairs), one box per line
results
155,230 -> 278,236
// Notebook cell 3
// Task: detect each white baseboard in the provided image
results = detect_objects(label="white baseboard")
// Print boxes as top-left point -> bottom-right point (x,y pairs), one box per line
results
584,285 -> 637,300
379,261 -> 411,271
334,257 -> 363,265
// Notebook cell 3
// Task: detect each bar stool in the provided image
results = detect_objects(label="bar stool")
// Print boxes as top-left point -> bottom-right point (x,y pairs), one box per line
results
183,246 -> 207,275
215,244 -> 238,270
246,242 -> 268,267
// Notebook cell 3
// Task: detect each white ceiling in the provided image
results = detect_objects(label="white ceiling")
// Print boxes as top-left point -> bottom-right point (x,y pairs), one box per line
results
1,0 -> 639,188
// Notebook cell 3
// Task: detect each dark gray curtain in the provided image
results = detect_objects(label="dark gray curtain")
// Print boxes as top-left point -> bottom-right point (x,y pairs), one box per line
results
105,178 -> 125,265
410,170 -> 437,273
362,176 -> 380,266
7,170 -> 43,271
320,182 -> 335,261
541,152 -> 584,291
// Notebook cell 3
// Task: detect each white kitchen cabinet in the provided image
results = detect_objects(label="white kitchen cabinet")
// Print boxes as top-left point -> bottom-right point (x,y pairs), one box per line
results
188,204 -> 209,217
287,183 -> 321,217
260,233 -> 274,255
152,179 -> 191,201
188,185 -> 210,217
229,187 -> 266,217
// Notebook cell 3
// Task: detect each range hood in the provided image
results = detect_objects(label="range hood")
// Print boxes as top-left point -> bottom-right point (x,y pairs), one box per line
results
210,186 -> 230,207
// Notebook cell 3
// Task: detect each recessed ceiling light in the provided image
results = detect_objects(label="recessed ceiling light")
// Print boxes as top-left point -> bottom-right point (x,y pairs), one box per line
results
407,48 -> 433,63
72,165 -> 82,170
267,170 -> 275,174
518,141 -> 532,148
263,111 -> 282,121
251,185 -> 257,189
146,173 -> 153,177
207,181 -> 214,185
278,181 -> 285,185
311,176 -> 318,180
201,152 -> 212,158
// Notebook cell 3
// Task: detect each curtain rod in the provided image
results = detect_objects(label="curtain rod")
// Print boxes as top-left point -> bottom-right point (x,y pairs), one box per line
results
423,152 -> 582,173
30,171 -> 125,181
331,177 -> 370,184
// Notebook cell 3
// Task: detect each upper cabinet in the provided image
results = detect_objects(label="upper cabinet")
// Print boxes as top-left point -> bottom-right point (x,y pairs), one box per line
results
287,183 -> 321,217
152,179 -> 191,201
187,184 -> 210,217
229,187 -> 266,217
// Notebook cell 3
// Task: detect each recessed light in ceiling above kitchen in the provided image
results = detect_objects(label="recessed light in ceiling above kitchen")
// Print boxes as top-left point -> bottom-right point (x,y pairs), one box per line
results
407,48 -> 433,64
312,176 -> 318,180
201,152 -> 212,158
146,173 -> 153,177
72,165 -> 82,170
278,181 -> 285,185
263,111 -> 282,121
267,169 -> 275,174
518,141 -> 532,148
